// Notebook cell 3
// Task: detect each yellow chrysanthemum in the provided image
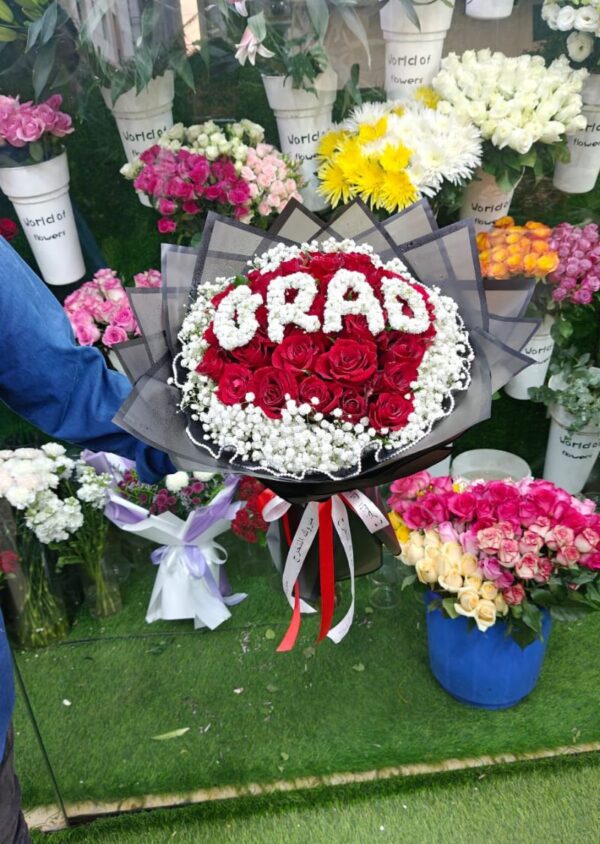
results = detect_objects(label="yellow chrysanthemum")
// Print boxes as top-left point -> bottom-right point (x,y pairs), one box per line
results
335,138 -> 368,182
357,116 -> 388,145
379,143 -> 413,173
414,86 -> 441,110
352,158 -> 385,208
389,104 -> 405,118
317,161 -> 354,208
317,129 -> 349,162
378,170 -> 419,212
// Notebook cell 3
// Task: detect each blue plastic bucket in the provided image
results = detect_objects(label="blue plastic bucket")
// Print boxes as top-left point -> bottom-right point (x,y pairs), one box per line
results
425,591 -> 552,709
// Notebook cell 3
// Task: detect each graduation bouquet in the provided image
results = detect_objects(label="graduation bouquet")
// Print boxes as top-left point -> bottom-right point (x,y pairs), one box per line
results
111,199 -> 539,649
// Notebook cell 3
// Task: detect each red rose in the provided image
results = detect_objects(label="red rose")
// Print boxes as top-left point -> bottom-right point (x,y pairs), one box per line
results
211,283 -> 235,309
315,338 -> 378,385
384,335 -> 429,367
368,392 -> 413,431
231,332 -> 273,368
253,366 -> 298,419
339,388 -> 368,422
375,362 -> 419,394
196,346 -> 229,381
0,218 -> 18,241
272,332 -> 327,373
299,375 -> 343,414
306,251 -> 345,282
216,364 -> 253,406
340,314 -> 380,344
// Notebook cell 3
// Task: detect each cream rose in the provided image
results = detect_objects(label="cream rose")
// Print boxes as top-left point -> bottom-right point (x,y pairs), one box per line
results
440,541 -> 463,567
474,599 -> 497,632
454,587 -> 480,618
464,574 -> 483,592
439,572 -> 464,593
416,557 -> 439,585
480,580 -> 498,601
401,538 -> 425,566
494,593 -> 509,616
460,553 -> 479,576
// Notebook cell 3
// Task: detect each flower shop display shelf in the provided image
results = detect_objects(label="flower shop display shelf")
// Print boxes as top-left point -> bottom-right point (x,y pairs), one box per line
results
13,556 -> 600,831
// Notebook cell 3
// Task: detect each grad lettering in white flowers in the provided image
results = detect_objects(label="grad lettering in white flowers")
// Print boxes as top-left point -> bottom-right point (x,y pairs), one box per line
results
175,239 -> 472,480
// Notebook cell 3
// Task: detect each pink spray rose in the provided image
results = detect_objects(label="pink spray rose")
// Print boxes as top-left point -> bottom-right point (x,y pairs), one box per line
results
503,583 -> 526,606
498,539 -> 520,567
515,552 -> 540,580
102,325 -> 129,347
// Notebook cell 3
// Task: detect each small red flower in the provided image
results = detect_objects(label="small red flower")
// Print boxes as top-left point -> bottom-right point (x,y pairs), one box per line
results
0,218 -> 18,241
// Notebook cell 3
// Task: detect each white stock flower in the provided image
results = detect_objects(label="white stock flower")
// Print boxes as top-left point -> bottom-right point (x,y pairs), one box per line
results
165,471 -> 190,493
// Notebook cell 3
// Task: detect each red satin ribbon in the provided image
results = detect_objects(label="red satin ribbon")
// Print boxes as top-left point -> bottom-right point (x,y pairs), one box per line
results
317,499 -> 335,642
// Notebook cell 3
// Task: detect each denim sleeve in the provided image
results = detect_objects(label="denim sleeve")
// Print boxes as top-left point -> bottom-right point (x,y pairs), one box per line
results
0,237 -> 174,481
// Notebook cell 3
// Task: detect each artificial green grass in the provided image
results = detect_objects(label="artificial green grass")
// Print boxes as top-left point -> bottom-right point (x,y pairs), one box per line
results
29,752 -> 600,843
13,540 -> 600,812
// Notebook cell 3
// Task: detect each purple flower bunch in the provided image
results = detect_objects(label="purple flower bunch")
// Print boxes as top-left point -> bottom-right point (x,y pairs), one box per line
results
548,222 -> 600,306
64,268 -> 161,349
0,94 -> 73,149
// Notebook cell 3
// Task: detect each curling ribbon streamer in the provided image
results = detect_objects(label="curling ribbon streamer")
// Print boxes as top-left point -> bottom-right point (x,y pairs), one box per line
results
261,490 -> 389,651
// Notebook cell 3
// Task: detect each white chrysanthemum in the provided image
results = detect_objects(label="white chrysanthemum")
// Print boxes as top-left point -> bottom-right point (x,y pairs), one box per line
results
165,471 -> 190,493
343,101 -> 392,131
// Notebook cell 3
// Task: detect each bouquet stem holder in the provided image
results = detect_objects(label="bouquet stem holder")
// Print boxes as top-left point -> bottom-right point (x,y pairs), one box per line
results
379,0 -> 455,99
543,403 -> 600,495
459,168 -> 520,233
0,152 -> 85,285
504,315 -> 555,400
553,76 -> 600,195
262,68 -> 337,212
426,591 -> 551,709
104,476 -> 246,630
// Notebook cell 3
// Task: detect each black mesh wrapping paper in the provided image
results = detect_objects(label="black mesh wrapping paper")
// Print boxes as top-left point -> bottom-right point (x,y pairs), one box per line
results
113,198 -> 539,499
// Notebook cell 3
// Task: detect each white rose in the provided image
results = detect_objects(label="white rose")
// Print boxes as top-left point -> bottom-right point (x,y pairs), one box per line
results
556,6 -> 577,31
205,145 -> 219,161
167,122 -> 185,141
542,3 -> 560,29
574,7 -> 599,33
165,471 -> 189,493
567,30 -> 595,62
507,126 -> 534,153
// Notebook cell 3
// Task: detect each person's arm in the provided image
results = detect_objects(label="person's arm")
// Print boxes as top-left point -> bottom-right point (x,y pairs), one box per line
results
0,238 -> 174,480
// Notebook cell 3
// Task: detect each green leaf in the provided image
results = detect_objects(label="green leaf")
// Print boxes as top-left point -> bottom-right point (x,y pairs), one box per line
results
441,597 -> 459,619
401,573 -> 417,591
306,0 -> 329,41
550,604 -> 594,623
26,0 -> 57,51
0,25 -> 18,41
32,37 -> 56,99
168,51 -> 195,91
0,1 -> 14,23
336,6 -> 370,66
151,727 -> 190,741
352,662 -> 365,672
397,0 -> 420,29
247,11 -> 267,43
134,47 -> 154,93
264,628 -> 276,640
521,600 -> 544,637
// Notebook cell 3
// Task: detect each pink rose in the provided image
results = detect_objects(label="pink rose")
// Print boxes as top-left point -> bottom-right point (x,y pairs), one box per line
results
496,569 -> 515,589
503,583 -> 526,606
389,471 -> 432,501
498,539 -> 520,567
447,492 -> 477,522
575,529 -> 600,554
535,558 -> 554,583
112,305 -> 138,334
158,198 -> 177,215
479,556 -> 501,580
555,545 -> 581,567
475,499 -> 497,520
75,322 -> 101,346
580,551 -> 600,570
515,552 -> 539,580
477,527 -> 503,553
102,325 -> 129,348
158,218 -> 177,234
519,530 -> 545,556
546,525 -> 575,550
528,516 -> 553,539
97,273 -> 126,302
438,521 -> 460,543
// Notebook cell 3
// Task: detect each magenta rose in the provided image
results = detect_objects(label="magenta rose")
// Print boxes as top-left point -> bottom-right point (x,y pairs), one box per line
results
298,375 -> 343,415
158,218 -> 177,234
339,388 -> 368,423
76,322 -> 101,346
478,556 -> 502,581
315,338 -> 378,385
402,502 -> 433,530
368,392 -> 413,432
502,583 -> 526,606
102,325 -> 128,347
216,364 -> 254,406
112,305 -> 138,334
419,492 -> 449,524
253,366 -> 298,419
580,551 -> 600,570
496,569 -> 515,589
272,332 -> 327,373
447,492 -> 477,523
158,198 -> 177,215
498,539 -> 520,567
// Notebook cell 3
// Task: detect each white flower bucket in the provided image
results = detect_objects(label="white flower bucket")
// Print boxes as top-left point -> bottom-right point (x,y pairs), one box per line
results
0,152 -> 85,286
459,168 -> 519,233
451,449 -> 531,483
262,68 -> 338,212
465,0 -> 514,19
428,449 -> 452,477
504,315 -> 555,401
543,403 -> 600,494
553,76 -> 600,195
379,0 -> 455,99
101,71 -> 175,163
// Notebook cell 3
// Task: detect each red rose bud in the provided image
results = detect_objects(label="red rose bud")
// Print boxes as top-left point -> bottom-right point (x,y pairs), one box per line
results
339,388 -> 368,422
299,375 -> 343,415
216,363 -> 254,405
196,346 -> 228,381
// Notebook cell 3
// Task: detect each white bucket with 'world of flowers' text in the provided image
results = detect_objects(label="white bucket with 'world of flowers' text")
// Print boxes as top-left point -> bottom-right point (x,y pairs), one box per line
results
543,403 -> 600,495
379,0 -> 455,99
459,167 -> 520,233
465,0 -> 514,19
0,151 -> 85,286
262,68 -> 338,212
553,76 -> 600,195
504,316 -> 555,401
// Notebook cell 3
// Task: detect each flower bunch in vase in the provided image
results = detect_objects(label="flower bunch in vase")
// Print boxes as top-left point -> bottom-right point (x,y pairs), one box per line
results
85,453 -> 246,630
432,50 -> 588,230
121,120 -> 302,242
63,268 -> 161,364
388,470 -> 600,706
316,95 -> 482,213
0,93 -> 84,284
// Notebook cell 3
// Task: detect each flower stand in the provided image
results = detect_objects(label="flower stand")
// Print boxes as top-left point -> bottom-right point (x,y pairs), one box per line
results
0,152 -> 85,286
379,0 -> 455,100
504,315 -> 555,400
425,592 -> 551,709
262,68 -> 338,212
459,167 -> 520,232
465,0 -> 514,19
553,75 -> 600,195
543,403 -> 600,494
